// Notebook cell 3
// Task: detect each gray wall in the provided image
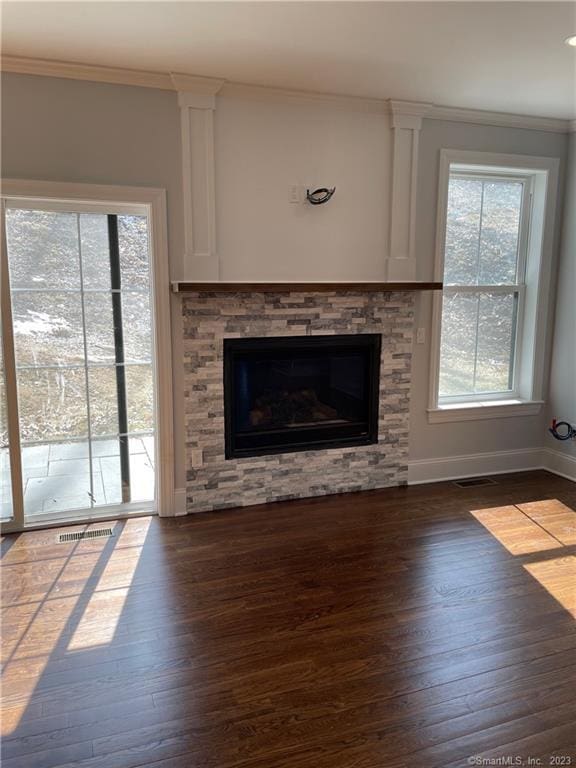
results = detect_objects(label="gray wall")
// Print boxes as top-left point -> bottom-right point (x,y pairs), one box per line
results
410,118 -> 568,462
546,131 -> 576,459
1,72 -> 570,494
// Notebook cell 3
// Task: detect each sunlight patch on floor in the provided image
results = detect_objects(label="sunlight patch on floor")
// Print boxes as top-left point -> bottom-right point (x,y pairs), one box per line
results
524,556 -> 576,618
67,586 -> 133,650
471,499 -> 576,620
1,575 -> 81,735
470,503 -> 563,555
67,518 -> 151,651
1,517 -> 152,735
516,499 -> 576,546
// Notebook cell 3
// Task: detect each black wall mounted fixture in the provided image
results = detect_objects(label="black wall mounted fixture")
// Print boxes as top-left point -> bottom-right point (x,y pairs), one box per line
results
306,187 -> 336,205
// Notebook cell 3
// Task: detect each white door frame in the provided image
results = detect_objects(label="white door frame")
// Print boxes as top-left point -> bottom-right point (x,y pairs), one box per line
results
1,179 -> 174,529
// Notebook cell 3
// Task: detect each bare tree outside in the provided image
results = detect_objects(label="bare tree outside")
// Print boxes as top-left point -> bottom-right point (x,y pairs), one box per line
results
439,177 -> 523,398
3,209 -> 155,515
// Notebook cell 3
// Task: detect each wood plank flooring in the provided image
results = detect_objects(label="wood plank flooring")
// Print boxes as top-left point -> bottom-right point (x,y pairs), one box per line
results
2,470 -> 576,767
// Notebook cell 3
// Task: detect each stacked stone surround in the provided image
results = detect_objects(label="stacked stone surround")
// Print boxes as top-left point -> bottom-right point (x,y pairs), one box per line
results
182,291 -> 415,514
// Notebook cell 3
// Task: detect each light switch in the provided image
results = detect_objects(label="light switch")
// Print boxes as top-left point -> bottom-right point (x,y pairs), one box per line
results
416,327 -> 426,344
289,185 -> 301,204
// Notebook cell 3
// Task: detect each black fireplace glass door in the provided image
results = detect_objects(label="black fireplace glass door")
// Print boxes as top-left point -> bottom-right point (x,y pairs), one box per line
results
224,335 -> 381,458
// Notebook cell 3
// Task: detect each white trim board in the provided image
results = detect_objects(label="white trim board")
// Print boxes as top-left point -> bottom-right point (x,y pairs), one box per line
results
427,401 -> 544,424
407,448 -> 544,485
173,488 -> 188,516
408,447 -> 576,485
542,448 -> 576,482
0,55 -> 572,134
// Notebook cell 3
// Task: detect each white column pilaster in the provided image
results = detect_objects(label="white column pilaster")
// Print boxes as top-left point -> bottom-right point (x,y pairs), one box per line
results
172,74 -> 225,280
386,100 -> 432,281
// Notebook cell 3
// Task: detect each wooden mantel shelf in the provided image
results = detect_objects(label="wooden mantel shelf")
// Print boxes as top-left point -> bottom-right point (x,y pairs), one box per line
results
172,281 -> 443,293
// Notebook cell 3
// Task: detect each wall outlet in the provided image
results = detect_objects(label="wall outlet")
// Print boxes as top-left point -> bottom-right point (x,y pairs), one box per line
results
289,185 -> 301,204
416,327 -> 426,344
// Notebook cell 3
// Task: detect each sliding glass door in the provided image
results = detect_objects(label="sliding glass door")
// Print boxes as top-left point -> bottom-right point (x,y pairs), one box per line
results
1,200 -> 157,526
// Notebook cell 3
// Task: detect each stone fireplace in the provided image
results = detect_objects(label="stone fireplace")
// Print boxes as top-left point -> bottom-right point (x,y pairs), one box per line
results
182,289 -> 415,514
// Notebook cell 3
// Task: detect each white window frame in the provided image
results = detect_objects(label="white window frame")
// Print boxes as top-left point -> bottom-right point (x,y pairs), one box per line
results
1,179 -> 174,529
428,150 -> 560,424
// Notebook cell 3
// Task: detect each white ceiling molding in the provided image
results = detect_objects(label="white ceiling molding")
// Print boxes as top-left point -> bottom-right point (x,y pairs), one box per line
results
0,54 -> 174,91
219,81 -> 389,114
1,54 -> 571,134
427,104 -> 569,134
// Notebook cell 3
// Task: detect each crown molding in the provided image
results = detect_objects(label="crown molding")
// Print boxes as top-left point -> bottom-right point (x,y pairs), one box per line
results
0,54 -> 173,90
427,104 -> 570,134
1,54 -> 572,133
219,81 -> 389,114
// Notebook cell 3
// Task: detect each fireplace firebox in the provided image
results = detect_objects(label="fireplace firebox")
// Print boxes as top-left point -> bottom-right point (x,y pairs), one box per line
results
223,334 -> 381,459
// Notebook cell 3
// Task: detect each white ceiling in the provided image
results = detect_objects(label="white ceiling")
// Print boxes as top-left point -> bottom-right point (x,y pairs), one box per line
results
2,1 -> 576,119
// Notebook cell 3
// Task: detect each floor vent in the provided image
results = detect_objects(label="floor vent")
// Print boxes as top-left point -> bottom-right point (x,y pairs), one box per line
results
453,477 -> 497,488
58,528 -> 114,543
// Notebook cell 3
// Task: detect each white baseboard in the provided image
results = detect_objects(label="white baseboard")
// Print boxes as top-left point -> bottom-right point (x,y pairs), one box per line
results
408,446 -> 576,485
407,448 -> 544,485
541,448 -> 576,482
173,488 -> 187,515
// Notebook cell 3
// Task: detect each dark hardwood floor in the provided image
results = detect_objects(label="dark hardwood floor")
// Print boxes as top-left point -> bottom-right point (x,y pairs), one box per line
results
2,470 -> 576,768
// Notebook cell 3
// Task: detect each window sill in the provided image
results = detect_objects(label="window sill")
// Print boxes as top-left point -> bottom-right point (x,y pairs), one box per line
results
427,399 -> 544,424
